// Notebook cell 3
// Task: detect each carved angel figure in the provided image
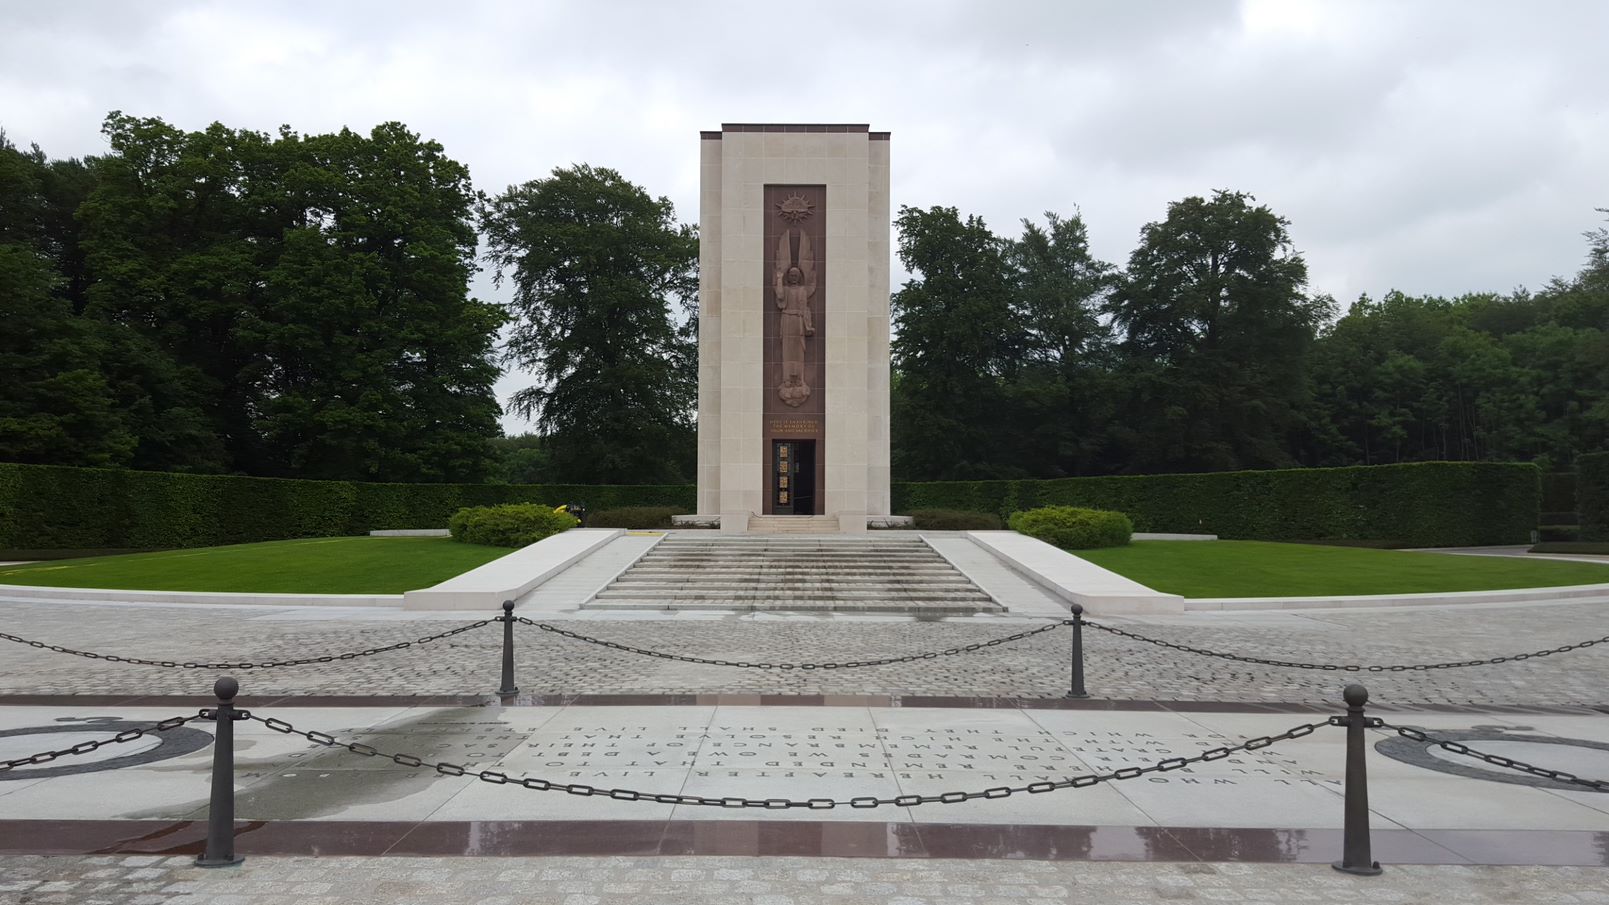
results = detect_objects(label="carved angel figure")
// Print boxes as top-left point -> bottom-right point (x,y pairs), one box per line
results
774,226 -> 816,407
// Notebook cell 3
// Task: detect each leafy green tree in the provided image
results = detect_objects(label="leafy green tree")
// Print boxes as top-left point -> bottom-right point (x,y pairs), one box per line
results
1011,211 -> 1118,476
489,432 -> 554,484
0,134 -> 130,465
77,114 -> 503,480
0,244 -> 133,465
1108,190 -> 1329,472
890,205 -> 1028,480
480,165 -> 698,484
251,123 -> 504,482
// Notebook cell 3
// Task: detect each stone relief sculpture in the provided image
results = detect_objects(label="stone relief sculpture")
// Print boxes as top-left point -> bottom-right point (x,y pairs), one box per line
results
773,192 -> 817,407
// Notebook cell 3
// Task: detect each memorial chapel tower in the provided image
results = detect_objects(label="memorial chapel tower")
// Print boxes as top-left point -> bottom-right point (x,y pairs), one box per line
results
694,125 -> 892,533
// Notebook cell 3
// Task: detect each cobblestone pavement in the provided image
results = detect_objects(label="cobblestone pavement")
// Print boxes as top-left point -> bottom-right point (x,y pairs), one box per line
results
2,855 -> 1605,904
2,599 -> 1609,705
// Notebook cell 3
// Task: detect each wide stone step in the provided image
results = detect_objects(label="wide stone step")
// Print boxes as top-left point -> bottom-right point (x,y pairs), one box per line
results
614,570 -> 965,576
605,584 -> 983,594
586,598 -> 992,613
656,534 -> 926,541
586,533 -> 999,612
611,570 -> 965,576
640,552 -> 940,560
593,590 -> 995,602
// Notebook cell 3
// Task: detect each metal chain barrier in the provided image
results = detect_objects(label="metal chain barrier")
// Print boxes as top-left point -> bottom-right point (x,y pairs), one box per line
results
515,616 -> 1068,670
0,621 -> 493,670
1380,722 -> 1609,792
0,714 -> 200,772
1084,620 -> 1609,673
250,711 -> 1334,808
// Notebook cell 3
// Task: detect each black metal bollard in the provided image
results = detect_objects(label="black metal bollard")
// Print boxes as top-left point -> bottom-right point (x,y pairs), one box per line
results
497,600 -> 519,696
1332,683 -> 1382,876
195,676 -> 244,868
1068,604 -> 1090,699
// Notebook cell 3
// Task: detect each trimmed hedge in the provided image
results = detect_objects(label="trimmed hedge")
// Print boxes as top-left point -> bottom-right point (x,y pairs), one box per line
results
892,462 -> 1540,547
1531,541 -> 1609,555
908,509 -> 1003,530
1,460 -> 1544,553
1009,506 -> 1132,550
587,507 -> 685,529
449,503 -> 577,547
1580,453 -> 1609,542
1543,472 -> 1577,515
0,463 -> 694,555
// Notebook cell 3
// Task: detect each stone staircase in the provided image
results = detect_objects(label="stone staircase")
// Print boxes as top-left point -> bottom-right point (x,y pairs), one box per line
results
747,515 -> 841,534
586,533 -> 1001,613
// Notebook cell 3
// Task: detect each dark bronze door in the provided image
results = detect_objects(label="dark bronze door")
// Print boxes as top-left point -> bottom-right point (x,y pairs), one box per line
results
772,440 -> 816,515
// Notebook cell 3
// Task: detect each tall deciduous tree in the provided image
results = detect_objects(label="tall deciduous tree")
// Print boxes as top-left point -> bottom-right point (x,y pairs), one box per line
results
0,133 -> 130,465
480,165 -> 698,484
891,205 -> 1028,480
77,114 -> 503,481
1011,211 -> 1118,476
251,123 -> 505,482
1108,190 -> 1329,472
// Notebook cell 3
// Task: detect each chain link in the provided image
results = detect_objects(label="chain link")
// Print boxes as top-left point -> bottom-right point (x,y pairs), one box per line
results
515,616 -> 1068,670
0,714 -> 199,772
0,621 -> 493,670
249,712 -> 1332,808
1380,722 -> 1609,792
1085,621 -> 1609,673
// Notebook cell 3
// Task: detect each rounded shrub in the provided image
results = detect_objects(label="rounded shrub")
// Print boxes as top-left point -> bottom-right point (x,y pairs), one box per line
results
449,503 -> 578,548
587,506 -> 684,529
1008,506 -> 1133,550
908,509 -> 1003,530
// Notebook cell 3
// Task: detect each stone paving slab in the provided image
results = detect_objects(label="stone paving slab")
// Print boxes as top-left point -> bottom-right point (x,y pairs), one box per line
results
4,704 -> 1608,834
4,598 -> 1609,705
2,854 -> 1605,904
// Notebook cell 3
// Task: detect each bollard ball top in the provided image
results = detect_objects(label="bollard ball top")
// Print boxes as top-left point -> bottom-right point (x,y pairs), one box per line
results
214,676 -> 239,702
1070,603 -> 1084,616
1342,683 -> 1368,707
502,599 -> 515,613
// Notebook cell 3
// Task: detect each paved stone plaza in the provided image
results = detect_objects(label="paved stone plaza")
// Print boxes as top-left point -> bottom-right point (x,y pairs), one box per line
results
5,574 -> 1609,900
2,597 -> 1608,704
7,855 -> 1609,905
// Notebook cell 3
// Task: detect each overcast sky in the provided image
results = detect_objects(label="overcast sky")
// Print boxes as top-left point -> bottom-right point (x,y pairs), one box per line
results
5,0 -> 1606,431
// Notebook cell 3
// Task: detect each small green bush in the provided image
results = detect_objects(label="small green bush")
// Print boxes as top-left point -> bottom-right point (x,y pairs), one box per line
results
587,506 -> 684,529
908,509 -> 1003,530
1539,524 -> 1581,542
1008,506 -> 1133,550
449,503 -> 577,548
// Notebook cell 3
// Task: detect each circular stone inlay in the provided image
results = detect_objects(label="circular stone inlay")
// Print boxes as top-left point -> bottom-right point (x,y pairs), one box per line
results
1376,726 -> 1609,793
0,716 -> 213,780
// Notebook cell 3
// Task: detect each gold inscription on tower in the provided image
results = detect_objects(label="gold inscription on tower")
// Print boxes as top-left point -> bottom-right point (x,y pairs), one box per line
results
768,418 -> 820,436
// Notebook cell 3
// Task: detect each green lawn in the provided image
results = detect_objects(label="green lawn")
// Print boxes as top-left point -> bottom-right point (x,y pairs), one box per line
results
1075,540 -> 1609,598
0,537 -> 510,594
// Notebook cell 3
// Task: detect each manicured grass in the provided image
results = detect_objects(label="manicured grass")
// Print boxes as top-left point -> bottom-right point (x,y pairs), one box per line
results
1074,540 -> 1609,598
0,537 -> 510,594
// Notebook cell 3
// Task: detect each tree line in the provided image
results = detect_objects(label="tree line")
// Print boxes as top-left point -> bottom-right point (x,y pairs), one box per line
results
3,114 -> 1604,486
2,115 -> 696,484
892,195 -> 1609,480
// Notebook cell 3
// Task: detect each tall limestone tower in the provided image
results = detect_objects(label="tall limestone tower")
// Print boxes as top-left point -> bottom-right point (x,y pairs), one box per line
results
694,124 -> 892,533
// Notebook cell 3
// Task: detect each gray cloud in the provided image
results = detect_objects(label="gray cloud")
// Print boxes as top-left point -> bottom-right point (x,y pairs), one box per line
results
4,0 -> 1605,429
